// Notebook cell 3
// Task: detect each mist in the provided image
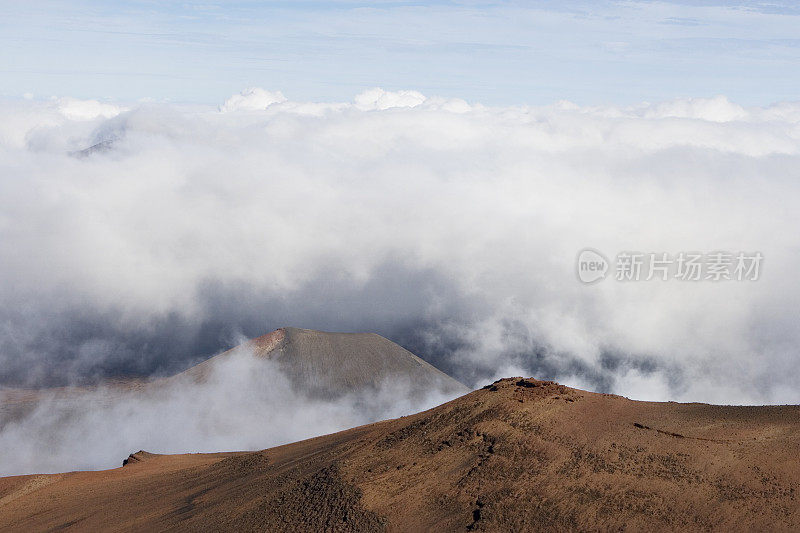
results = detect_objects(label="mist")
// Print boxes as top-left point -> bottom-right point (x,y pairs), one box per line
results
0,343 -> 457,476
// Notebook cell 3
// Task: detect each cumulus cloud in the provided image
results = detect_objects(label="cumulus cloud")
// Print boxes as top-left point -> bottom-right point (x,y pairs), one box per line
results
354,88 -> 427,110
640,95 -> 748,122
57,97 -> 123,121
0,89 -> 799,410
219,87 -> 287,112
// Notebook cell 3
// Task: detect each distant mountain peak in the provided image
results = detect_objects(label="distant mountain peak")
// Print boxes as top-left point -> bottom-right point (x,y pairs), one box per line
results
178,327 -> 469,398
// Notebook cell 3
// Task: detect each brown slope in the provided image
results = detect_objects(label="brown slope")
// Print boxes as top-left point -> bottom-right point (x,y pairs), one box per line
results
175,327 -> 469,397
1,377 -> 799,532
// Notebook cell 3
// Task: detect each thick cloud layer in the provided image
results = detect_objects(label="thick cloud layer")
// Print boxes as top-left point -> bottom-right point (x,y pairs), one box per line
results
1,90 -> 799,405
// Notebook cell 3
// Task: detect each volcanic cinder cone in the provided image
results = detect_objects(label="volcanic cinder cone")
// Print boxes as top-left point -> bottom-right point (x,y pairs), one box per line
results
175,327 -> 469,398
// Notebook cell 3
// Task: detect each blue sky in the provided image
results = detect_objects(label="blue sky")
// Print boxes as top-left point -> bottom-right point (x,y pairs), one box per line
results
1,0 -> 799,105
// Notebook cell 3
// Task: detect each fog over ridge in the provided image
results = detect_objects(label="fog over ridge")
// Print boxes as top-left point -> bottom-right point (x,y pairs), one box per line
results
0,342 -> 460,476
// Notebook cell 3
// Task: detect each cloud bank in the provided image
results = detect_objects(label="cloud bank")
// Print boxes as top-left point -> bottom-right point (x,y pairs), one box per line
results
0,89 -> 799,407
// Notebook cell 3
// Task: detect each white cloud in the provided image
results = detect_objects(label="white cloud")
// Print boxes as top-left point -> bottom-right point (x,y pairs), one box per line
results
219,87 -> 287,112
640,95 -> 749,122
354,88 -> 427,110
57,97 -> 122,121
